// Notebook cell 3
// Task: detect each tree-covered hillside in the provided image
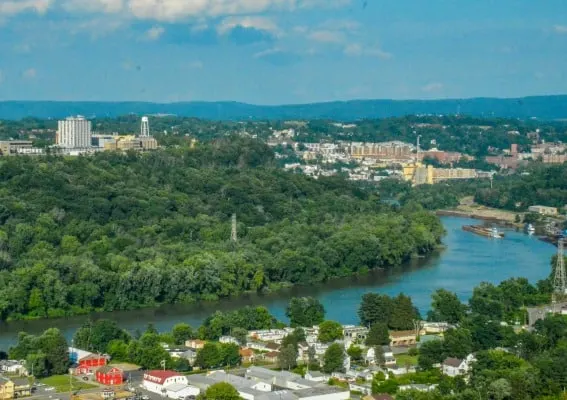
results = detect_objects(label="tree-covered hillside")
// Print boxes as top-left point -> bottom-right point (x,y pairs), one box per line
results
0,138 -> 444,321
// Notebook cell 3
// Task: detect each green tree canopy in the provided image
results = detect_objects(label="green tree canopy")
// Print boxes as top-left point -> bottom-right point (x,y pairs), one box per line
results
318,320 -> 343,343
323,343 -> 345,374
286,297 -> 325,327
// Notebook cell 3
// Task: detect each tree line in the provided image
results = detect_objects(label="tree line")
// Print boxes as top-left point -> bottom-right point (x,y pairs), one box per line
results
0,137 -> 444,321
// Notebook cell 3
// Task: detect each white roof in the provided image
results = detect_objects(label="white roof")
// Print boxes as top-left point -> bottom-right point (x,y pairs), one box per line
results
165,383 -> 190,392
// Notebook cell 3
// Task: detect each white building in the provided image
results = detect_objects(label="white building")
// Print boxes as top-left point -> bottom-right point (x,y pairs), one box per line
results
219,336 -> 240,345
294,387 -> 349,400
142,370 -> 189,395
164,383 -> 200,399
0,360 -> 27,376
441,354 -> 476,377
57,116 -> 92,148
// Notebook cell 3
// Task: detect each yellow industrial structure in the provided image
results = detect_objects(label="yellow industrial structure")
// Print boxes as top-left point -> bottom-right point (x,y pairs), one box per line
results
103,136 -> 158,152
403,162 -> 477,185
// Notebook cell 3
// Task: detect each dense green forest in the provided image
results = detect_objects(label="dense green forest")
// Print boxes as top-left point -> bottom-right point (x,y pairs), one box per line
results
474,163 -> 567,210
0,137 -> 444,321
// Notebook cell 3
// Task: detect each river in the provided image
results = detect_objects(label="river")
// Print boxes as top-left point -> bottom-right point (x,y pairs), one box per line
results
0,216 -> 557,349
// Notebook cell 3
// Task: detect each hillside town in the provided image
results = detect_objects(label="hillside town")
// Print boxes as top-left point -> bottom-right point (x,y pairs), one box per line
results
0,320 -> 468,400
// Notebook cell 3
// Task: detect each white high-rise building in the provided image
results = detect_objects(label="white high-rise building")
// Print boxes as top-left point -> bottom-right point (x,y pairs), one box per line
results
57,116 -> 92,148
140,116 -> 150,137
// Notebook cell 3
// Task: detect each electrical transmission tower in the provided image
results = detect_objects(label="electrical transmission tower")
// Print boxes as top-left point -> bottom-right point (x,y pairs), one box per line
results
141,116 -> 150,137
552,237 -> 566,304
231,214 -> 237,242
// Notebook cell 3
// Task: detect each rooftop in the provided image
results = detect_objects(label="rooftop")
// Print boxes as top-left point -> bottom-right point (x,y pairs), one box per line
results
294,386 -> 348,398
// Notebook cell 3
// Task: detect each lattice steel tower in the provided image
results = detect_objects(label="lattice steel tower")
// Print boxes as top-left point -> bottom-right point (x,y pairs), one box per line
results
141,116 -> 150,137
553,237 -> 566,303
231,214 -> 237,242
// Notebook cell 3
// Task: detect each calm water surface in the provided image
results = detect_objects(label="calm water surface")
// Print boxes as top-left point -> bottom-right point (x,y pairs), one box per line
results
0,216 -> 556,349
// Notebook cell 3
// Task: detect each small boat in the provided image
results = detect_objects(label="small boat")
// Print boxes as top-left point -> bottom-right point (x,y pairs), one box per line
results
463,225 -> 505,239
490,227 -> 504,239
526,224 -> 535,235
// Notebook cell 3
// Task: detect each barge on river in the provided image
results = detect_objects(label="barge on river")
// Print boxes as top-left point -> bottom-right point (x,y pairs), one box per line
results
463,225 -> 504,239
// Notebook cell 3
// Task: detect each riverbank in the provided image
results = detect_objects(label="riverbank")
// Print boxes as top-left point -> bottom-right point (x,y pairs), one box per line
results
0,216 -> 556,350
436,204 -> 521,226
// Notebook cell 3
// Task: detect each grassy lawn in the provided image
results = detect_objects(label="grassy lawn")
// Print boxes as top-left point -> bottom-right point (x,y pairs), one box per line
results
395,354 -> 418,367
38,375 -> 98,392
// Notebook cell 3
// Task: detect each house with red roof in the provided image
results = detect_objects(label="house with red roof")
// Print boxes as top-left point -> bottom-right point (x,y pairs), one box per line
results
96,365 -> 124,386
69,347 -> 108,375
142,370 -> 188,395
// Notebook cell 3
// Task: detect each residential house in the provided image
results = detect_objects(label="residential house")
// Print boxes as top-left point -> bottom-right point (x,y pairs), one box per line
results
0,377 -> 14,400
442,354 -> 476,378
342,326 -> 369,342
381,346 -> 396,367
12,378 -> 31,398
179,350 -> 197,365
297,342 -> 310,362
389,331 -> 417,347
363,395 -> 394,400
247,342 -> 280,352
263,351 -> 280,364
348,382 -> 372,396
304,371 -> 329,383
185,339 -> 206,350
386,366 -> 416,377
245,367 -> 315,390
248,330 -> 289,343
330,372 -> 348,382
96,366 -> 124,386
219,336 -> 239,345
398,384 -> 437,392
293,386 -> 349,400
422,322 -> 451,334
266,343 -> 281,352
239,348 -> 256,364
208,371 -> 271,392
0,361 -> 27,377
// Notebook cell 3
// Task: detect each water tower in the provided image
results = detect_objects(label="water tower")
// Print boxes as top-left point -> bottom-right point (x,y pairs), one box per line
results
140,116 -> 150,137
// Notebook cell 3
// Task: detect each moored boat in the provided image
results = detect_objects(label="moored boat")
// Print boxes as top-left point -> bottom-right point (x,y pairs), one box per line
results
463,225 -> 505,238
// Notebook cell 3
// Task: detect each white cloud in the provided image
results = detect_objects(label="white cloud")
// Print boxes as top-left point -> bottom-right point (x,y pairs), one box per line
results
217,16 -> 279,35
299,0 -> 351,9
145,25 -> 164,40
0,0 -> 50,16
22,68 -> 37,79
307,30 -> 344,43
344,43 -> 392,59
421,82 -> 444,93
188,60 -> 204,69
58,0 -> 350,21
319,19 -> 359,32
254,47 -> 282,58
553,25 -> 567,34
62,0 -> 124,13
127,0 -> 294,21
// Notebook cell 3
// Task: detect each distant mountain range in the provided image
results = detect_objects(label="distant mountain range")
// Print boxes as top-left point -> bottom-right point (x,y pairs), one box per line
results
2,95 -> 567,121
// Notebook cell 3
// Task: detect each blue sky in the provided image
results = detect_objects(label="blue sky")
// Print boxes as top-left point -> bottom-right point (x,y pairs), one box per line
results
0,0 -> 567,104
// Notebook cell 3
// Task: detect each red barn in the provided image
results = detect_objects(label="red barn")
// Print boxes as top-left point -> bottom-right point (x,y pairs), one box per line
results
96,365 -> 124,386
69,347 -> 108,375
